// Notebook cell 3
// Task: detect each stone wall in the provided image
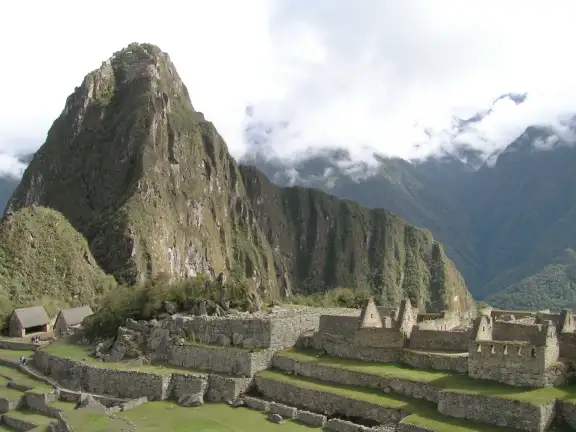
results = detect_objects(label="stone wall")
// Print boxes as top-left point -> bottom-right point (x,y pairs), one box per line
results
491,310 -> 536,320
254,374 -> 407,424
318,315 -> 359,338
408,329 -> 470,351
493,322 -> 547,344
269,401 -> 297,418
415,316 -> 460,331
559,400 -> 576,429
295,409 -> 327,427
166,315 -> 272,349
272,354 -> 439,403
397,420 -> 435,432
270,314 -> 320,348
437,390 -> 555,432
322,341 -> 400,364
3,413 -> 45,431
560,333 -> 576,361
244,396 -> 269,411
0,340 -> 39,351
154,343 -> 274,377
35,350 -> 249,402
207,374 -> 251,402
168,373 -> 208,399
400,350 -> 468,373
355,328 -> 405,348
166,309 -> 328,350
468,341 -> 565,388
326,418 -> 377,432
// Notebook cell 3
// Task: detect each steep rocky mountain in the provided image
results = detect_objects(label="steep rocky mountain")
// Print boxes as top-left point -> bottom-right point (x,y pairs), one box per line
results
1,43 -> 472,312
242,123 -> 576,310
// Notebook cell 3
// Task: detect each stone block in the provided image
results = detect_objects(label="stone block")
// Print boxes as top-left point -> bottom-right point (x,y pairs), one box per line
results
269,402 -> 296,419
295,409 -> 326,427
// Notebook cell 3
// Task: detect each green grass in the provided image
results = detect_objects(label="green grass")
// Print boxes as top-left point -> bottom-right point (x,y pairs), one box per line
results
0,386 -> 24,400
62,409 -> 127,432
43,341 -> 195,376
277,349 -> 576,404
124,401 -> 316,431
0,349 -> 34,362
4,409 -> 55,425
0,365 -> 52,392
258,370 -> 510,432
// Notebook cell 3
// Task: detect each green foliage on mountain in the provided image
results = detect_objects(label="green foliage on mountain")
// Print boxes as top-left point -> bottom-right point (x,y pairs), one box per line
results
0,43 -> 472,313
241,166 -> 473,310
0,206 -> 116,321
83,271 -> 262,339
244,128 -> 576,309
484,249 -> 576,311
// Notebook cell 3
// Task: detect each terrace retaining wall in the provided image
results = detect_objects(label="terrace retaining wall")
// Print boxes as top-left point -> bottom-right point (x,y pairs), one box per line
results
254,374 -> 408,424
437,390 -> 555,432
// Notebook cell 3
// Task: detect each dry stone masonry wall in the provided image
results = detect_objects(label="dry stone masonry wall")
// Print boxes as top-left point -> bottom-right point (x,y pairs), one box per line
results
437,390 -> 555,432
254,374 -> 407,424
34,350 -> 248,402
272,354 -> 439,403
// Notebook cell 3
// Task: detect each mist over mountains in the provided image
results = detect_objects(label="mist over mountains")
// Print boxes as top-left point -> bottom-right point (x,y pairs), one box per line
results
241,102 -> 576,310
2,84 -> 576,310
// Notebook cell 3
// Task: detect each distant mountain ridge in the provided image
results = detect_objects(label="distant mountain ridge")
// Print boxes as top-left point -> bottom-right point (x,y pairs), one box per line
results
241,119 -> 576,310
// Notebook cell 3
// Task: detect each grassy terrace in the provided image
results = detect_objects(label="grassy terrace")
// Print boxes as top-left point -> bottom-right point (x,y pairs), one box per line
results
0,364 -> 51,393
0,349 -> 35,362
277,349 -> 576,404
64,401 -> 317,432
4,408 -> 55,426
258,370 -> 511,432
43,340 -> 196,376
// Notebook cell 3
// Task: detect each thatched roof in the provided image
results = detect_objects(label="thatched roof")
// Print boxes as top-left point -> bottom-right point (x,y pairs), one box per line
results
12,306 -> 50,328
57,306 -> 93,326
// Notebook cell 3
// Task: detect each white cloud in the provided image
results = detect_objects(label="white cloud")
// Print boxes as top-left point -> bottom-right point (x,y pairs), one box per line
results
2,0 -> 576,175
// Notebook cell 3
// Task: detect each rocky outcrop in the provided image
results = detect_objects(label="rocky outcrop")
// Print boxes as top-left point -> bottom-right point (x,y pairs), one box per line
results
4,42 -> 473,311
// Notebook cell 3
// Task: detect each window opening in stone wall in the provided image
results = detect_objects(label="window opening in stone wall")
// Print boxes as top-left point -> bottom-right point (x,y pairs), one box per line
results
482,326 -> 485,331
531,348 -> 536,357
490,345 -> 495,354
517,347 -> 522,356
503,346 -> 508,355
370,314 -> 373,318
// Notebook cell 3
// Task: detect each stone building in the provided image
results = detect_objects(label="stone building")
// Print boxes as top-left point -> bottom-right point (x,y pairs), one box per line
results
54,305 -> 94,336
8,306 -> 51,337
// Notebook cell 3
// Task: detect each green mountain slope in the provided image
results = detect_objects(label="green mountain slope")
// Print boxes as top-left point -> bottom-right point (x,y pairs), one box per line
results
0,206 -> 115,319
244,126 -> 576,309
485,249 -> 576,310
2,43 -> 471,312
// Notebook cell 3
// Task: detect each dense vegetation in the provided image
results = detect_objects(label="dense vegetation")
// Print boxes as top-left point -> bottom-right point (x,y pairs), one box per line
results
244,126 -> 576,309
1,43 -> 470,313
0,206 -> 116,324
83,271 -> 263,339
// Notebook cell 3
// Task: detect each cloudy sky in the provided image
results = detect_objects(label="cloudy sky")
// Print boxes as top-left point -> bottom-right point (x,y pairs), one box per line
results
2,0 -> 576,177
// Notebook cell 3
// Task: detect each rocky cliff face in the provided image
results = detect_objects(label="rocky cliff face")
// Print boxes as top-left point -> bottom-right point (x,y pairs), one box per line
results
5,43 -> 473,311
